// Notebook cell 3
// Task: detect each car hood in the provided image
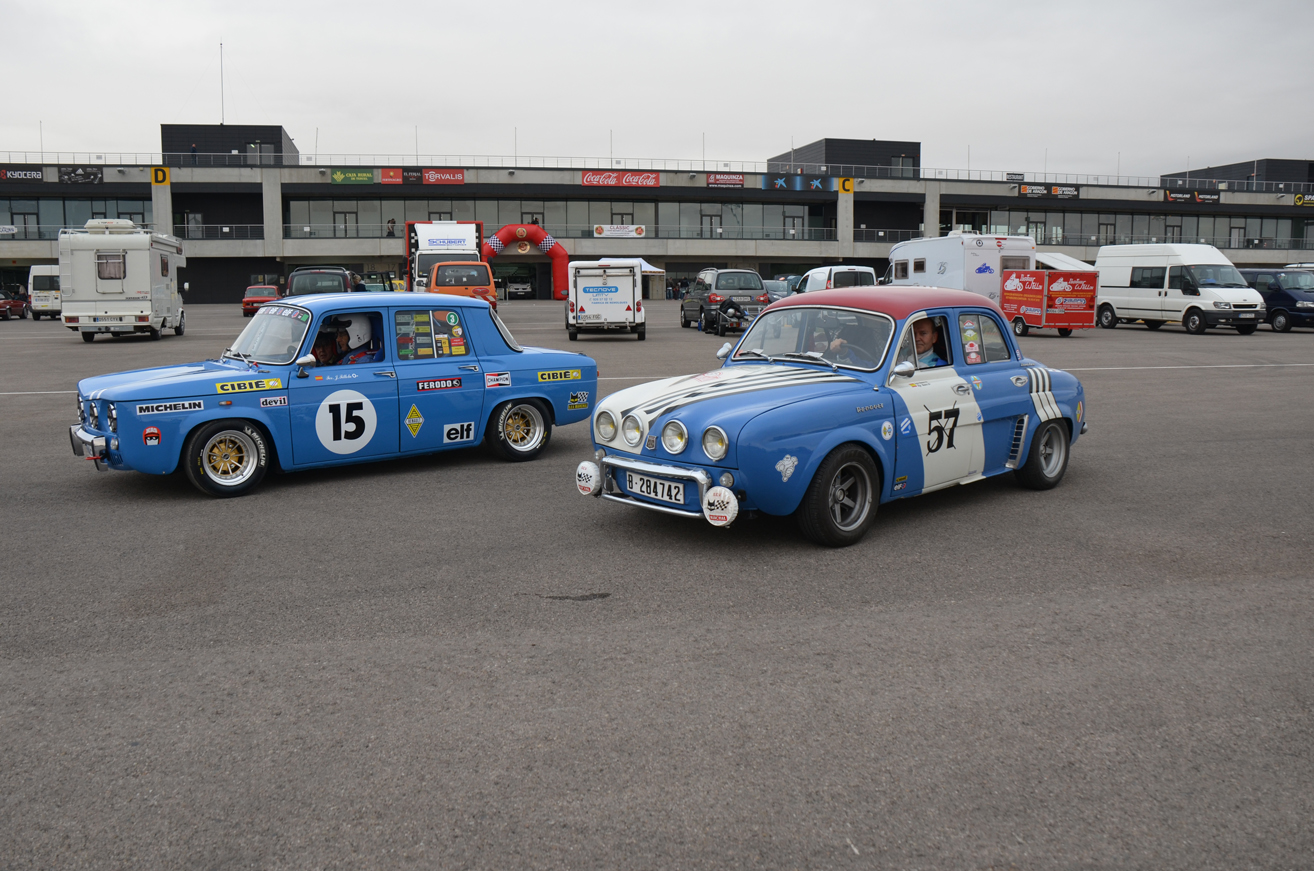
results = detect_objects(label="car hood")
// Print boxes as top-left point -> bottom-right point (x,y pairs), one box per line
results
596,363 -> 870,456
1205,286 -> 1265,305
77,359 -> 283,401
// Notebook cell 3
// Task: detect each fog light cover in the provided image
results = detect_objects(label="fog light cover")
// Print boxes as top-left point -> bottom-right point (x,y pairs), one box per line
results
719,471 -> 735,488
703,485 -> 738,527
576,461 -> 602,496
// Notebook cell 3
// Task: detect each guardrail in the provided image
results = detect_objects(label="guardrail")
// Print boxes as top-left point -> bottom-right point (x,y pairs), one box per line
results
854,229 -> 919,243
0,223 -> 155,241
173,224 -> 264,240
283,223 -> 838,242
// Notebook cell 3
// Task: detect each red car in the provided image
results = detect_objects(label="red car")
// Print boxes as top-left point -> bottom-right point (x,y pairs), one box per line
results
1,290 -> 31,320
242,285 -> 281,317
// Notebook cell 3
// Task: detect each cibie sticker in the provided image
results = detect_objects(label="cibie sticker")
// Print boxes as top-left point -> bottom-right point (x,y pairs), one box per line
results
216,378 -> 282,394
260,396 -> 288,408
881,421 -> 894,441
314,390 -> 377,454
143,426 -> 162,446
537,369 -> 582,382
486,372 -> 511,388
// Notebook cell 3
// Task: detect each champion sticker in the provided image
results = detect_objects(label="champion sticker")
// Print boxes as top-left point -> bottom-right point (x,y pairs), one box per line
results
486,372 -> 511,388
418,378 -> 461,392
260,396 -> 288,408
881,421 -> 894,440
216,378 -> 282,394
537,369 -> 582,382
136,400 -> 203,415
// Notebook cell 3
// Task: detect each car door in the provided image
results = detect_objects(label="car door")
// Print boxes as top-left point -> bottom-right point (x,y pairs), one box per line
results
1129,263 -> 1166,320
885,312 -> 984,492
393,306 -> 486,453
289,309 -> 400,465
954,310 -> 1033,475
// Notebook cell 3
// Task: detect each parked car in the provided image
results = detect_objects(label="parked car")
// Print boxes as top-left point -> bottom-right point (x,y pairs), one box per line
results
0,289 -> 31,320
798,265 -> 878,292
70,293 -> 597,497
763,279 -> 793,304
1237,268 -> 1314,332
575,287 -> 1086,546
286,266 -> 352,296
774,274 -> 804,293
427,261 -> 498,310
679,268 -> 768,332
242,285 -> 281,316
507,280 -> 535,300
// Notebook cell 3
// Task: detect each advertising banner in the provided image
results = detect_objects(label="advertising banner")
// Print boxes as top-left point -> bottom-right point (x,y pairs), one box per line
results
1005,172 -> 1026,182
403,169 -> 422,184
593,225 -> 647,238
1043,272 -> 1098,329
381,168 -> 403,184
582,170 -> 659,188
59,166 -> 102,184
0,166 -> 44,182
1294,193 -> 1314,207
1164,190 -> 1221,204
330,169 -> 374,184
1019,183 -> 1079,198
706,173 -> 744,188
999,270 -> 1046,321
423,168 -> 465,185
761,174 -> 836,192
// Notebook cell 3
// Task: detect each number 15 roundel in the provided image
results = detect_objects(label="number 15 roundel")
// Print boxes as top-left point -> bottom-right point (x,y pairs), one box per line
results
315,389 -> 378,454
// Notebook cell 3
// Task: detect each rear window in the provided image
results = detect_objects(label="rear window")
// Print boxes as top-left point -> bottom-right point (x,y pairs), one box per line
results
434,264 -> 491,286
32,275 -> 60,291
288,272 -> 348,295
715,272 -> 763,291
832,270 -> 874,288
245,285 -> 277,298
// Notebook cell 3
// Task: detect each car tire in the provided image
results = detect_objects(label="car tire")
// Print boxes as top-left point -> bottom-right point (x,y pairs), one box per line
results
182,419 -> 270,498
486,398 -> 551,462
680,308 -> 690,328
0,309 -> 9,321
31,312 -> 40,321
795,445 -> 879,548
1271,310 -> 1291,332
1014,419 -> 1069,491
697,309 -> 707,332
567,328 -> 578,341
716,317 -> 727,337
1013,318 -> 1029,337
81,331 -> 95,343
174,311 -> 185,336
1057,328 -> 1073,337
636,325 -> 646,341
1183,308 -> 1207,335
1144,320 -> 1164,330
148,325 -> 161,341
1098,305 -> 1118,329
19,306 -> 29,319
1236,323 -> 1258,335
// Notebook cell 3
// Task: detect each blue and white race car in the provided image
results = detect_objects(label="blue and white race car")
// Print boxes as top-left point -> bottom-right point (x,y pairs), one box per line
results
71,293 -> 597,496
575,287 -> 1087,546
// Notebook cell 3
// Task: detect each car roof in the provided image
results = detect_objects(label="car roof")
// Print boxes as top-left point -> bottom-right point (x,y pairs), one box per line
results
771,287 -> 1004,319
279,291 -> 490,314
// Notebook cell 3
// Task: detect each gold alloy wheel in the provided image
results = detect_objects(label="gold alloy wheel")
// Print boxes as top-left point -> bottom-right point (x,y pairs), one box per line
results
202,430 -> 259,486
501,403 -> 545,452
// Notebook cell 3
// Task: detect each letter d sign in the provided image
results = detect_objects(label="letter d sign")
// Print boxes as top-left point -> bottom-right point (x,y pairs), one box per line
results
151,167 -> 170,185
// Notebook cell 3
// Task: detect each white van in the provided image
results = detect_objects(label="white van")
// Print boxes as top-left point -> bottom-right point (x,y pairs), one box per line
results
59,219 -> 187,342
566,259 -> 645,341
798,264 -> 878,292
27,264 -> 60,319
884,234 -> 1036,301
1094,244 -> 1265,334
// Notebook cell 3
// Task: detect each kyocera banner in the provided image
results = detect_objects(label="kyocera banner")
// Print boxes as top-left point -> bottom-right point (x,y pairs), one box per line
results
0,166 -> 44,182
582,171 -> 660,188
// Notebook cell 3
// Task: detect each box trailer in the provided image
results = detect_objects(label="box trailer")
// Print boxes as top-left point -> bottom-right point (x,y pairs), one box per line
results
59,220 -> 187,342
884,233 -> 1037,302
566,260 -> 645,341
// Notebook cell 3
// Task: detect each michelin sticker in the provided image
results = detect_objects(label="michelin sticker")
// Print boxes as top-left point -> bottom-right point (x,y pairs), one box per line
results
314,390 -> 377,455
136,400 -> 203,415
775,454 -> 798,482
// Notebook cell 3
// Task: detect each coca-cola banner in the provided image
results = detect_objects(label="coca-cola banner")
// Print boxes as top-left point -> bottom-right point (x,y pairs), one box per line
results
582,170 -> 660,188
593,225 -> 647,238
423,168 -> 465,185
706,173 -> 744,188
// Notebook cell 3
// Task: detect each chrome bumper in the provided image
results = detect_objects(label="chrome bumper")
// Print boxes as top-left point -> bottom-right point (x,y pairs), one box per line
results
69,425 -> 108,470
599,454 -> 712,519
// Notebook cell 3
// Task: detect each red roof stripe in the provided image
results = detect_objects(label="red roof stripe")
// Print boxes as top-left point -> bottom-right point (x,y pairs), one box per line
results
768,287 -> 1006,320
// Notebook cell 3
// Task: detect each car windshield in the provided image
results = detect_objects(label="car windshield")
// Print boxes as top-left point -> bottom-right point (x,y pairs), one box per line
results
1278,272 -> 1314,290
715,272 -> 763,291
832,270 -> 875,287
288,272 -> 347,295
245,286 -> 276,298
417,252 -> 478,278
734,306 -> 895,371
1185,264 -> 1248,288
227,305 -> 312,364
762,280 -> 789,295
435,264 -> 490,286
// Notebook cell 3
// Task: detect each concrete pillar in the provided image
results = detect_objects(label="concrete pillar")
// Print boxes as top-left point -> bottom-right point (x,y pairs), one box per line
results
262,168 -> 283,257
922,180 -> 940,238
837,185 -> 854,257
151,174 -> 172,236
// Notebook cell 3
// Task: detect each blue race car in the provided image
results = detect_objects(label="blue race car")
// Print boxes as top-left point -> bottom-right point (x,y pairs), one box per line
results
71,292 -> 597,497
574,287 -> 1087,546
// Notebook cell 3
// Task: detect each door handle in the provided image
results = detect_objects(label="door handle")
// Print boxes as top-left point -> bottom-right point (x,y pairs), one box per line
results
458,365 -> 479,371
374,371 -> 396,378
953,383 -> 971,395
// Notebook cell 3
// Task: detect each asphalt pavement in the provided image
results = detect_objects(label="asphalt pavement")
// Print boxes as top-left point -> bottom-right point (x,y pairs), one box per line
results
1,300 -> 1311,869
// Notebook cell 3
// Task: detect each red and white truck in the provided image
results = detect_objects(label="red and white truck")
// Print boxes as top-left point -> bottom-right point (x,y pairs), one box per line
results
406,220 -> 483,292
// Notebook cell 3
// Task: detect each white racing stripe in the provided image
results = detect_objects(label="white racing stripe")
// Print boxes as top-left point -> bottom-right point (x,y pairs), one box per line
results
1066,363 -> 1314,371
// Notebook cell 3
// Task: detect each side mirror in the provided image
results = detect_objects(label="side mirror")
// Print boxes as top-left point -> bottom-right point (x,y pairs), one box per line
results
182,282 -> 189,292
716,341 -> 733,360
295,353 -> 316,379
892,360 -> 916,378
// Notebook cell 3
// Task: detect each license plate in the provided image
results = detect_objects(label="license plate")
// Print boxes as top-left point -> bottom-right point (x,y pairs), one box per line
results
93,316 -> 122,323
1239,313 -> 1254,318
625,472 -> 684,505
578,314 -> 601,322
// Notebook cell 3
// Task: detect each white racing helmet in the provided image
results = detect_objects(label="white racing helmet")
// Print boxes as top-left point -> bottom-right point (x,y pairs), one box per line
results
338,315 -> 372,349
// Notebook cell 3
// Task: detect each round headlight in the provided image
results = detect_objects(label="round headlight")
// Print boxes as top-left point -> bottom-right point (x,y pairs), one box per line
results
702,426 -> 728,460
661,420 -> 688,453
107,402 -> 117,432
622,414 -> 644,447
595,411 -> 617,441
89,402 -> 100,430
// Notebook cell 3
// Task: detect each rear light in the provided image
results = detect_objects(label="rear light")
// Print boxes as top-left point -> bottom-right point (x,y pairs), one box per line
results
136,316 -> 149,322
755,293 -> 768,303
569,299 -> 575,313
708,293 -> 725,304
635,300 -> 642,313
65,316 -> 79,323
826,279 -> 833,289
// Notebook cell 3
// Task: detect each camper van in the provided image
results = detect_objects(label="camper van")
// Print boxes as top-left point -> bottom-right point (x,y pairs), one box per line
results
884,234 -> 1037,301
59,220 -> 187,342
1093,244 -> 1264,334
28,265 -> 61,319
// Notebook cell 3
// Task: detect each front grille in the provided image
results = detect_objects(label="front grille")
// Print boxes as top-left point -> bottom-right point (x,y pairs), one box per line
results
1234,304 -> 1258,309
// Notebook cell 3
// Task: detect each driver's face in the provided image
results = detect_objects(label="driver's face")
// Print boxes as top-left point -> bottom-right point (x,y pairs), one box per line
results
913,320 -> 938,354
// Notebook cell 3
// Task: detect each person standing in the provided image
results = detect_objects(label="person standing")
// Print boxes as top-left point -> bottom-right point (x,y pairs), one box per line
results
190,143 -> 197,165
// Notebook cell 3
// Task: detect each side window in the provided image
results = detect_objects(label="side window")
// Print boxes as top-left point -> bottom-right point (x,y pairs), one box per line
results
1131,267 -> 1165,288
959,313 -> 1011,364
1168,266 -> 1183,289
1255,273 -> 1274,291
394,309 -> 469,360
894,260 -> 910,280
913,259 -> 926,274
315,311 -> 386,366
912,315 -> 951,369
96,253 -> 126,280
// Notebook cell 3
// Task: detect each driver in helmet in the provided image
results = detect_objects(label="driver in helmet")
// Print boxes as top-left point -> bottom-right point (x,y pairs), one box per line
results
334,315 -> 383,365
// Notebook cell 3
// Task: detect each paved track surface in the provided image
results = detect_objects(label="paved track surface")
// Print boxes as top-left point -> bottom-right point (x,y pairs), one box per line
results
2,301 -> 1311,869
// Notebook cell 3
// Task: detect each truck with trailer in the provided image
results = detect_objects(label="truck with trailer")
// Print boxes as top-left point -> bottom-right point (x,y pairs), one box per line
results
28,264 -> 61,319
406,220 -> 483,291
566,259 -> 645,341
59,219 -> 187,342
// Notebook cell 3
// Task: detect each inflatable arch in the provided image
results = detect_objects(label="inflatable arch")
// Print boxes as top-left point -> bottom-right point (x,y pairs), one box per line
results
482,224 -> 569,300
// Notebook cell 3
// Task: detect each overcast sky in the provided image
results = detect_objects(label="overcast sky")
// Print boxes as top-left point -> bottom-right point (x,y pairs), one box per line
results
4,0 -> 1311,179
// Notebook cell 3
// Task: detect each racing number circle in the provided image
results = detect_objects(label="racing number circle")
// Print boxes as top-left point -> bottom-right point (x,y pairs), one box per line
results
315,389 -> 377,454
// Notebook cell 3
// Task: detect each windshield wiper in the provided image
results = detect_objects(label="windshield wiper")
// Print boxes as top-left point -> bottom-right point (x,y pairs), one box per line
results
223,347 -> 256,366
777,351 -> 837,371
741,348 -> 776,363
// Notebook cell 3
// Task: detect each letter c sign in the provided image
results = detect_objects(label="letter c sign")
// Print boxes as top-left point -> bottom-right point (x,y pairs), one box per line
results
839,177 -> 854,194
151,167 -> 170,185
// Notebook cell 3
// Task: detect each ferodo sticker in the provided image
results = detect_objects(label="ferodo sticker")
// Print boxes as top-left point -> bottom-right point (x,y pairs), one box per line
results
418,378 -> 461,392
314,390 -> 377,454
142,426 -> 162,446
216,378 -> 282,394
537,369 -> 581,382
136,400 -> 203,415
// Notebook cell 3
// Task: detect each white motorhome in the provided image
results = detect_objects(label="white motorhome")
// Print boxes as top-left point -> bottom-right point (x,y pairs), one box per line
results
884,234 -> 1037,301
27,264 -> 60,319
59,220 -> 187,342
408,221 -> 482,291
1094,244 -> 1265,334
566,259 -> 645,341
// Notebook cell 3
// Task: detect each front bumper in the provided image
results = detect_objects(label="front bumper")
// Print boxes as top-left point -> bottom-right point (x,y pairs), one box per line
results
1205,309 -> 1263,326
69,425 -> 109,471
593,454 -> 713,519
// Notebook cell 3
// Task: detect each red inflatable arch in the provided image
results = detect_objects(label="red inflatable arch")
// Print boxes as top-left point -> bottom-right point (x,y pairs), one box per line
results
482,224 -> 569,300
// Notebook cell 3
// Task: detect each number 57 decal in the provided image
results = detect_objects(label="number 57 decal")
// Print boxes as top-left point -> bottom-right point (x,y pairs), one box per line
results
925,404 -> 959,453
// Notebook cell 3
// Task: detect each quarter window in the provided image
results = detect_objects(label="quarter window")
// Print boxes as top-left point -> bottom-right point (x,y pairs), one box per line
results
96,253 -> 126,280
394,309 -> 469,359
913,259 -> 926,274
894,260 -> 910,280
958,313 -> 1010,364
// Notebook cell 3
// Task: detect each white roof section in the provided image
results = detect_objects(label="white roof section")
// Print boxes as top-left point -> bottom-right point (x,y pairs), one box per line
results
596,257 -> 665,275
1035,251 -> 1094,271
